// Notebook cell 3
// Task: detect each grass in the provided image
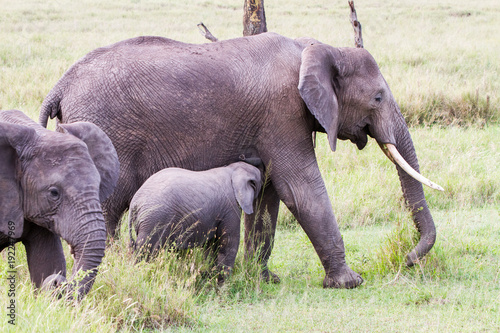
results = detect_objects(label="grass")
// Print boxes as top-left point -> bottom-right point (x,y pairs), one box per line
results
1,0 -> 499,124
0,0 -> 499,331
4,204 -> 498,331
314,127 -> 500,226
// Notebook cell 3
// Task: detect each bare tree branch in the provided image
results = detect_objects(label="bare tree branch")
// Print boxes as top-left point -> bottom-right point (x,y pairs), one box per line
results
348,1 -> 363,48
197,22 -> 219,42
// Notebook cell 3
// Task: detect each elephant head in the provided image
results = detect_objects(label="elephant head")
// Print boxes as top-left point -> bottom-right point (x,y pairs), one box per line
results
0,109 -> 119,297
298,44 -> 443,265
230,161 -> 263,215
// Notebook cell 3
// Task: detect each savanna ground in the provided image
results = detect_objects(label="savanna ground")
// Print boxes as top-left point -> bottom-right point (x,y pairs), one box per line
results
0,0 -> 499,331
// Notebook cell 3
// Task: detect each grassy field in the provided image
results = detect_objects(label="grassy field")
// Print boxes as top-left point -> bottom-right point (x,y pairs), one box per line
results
1,0 -> 499,332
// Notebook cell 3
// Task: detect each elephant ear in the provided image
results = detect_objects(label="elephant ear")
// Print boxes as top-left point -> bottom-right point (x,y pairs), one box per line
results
58,122 -> 120,202
0,122 -> 36,239
231,165 -> 261,215
298,44 -> 342,152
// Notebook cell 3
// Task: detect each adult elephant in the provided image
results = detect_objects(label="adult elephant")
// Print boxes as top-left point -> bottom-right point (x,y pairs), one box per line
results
0,109 -> 119,298
40,32 -> 442,288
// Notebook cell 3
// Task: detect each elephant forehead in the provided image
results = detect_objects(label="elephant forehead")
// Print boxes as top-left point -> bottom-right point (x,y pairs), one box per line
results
362,57 -> 381,77
339,48 -> 381,78
37,136 -> 90,164
28,140 -> 100,180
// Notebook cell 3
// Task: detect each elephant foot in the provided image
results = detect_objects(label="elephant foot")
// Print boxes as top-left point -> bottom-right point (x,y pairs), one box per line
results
261,268 -> 281,284
216,266 -> 232,285
323,265 -> 363,289
199,266 -> 233,285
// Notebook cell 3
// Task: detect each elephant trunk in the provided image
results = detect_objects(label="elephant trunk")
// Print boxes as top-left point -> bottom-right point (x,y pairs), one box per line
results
66,200 -> 107,298
383,112 -> 438,266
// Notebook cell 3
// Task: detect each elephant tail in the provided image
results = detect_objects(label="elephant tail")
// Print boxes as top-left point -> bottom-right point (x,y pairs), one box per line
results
39,85 -> 63,128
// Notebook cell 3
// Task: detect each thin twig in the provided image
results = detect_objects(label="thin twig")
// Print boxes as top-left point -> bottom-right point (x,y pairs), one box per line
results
197,22 -> 219,42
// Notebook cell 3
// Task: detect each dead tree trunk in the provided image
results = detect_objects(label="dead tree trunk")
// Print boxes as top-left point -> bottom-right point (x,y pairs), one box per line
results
348,1 -> 363,48
243,0 -> 267,36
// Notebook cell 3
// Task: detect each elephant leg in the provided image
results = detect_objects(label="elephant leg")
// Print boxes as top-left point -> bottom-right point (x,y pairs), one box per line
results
244,182 -> 281,283
134,230 -> 156,262
271,158 -> 363,289
293,194 -> 362,288
102,192 -> 130,239
134,222 -> 170,262
214,215 -> 242,284
103,164 -> 139,239
21,222 -> 67,288
0,233 -> 10,252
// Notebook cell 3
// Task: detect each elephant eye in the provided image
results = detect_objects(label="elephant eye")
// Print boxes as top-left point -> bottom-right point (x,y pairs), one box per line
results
375,93 -> 383,103
249,180 -> 257,191
48,187 -> 60,200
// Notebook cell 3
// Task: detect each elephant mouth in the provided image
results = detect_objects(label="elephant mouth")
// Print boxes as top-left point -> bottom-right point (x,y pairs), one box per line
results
339,124 -> 369,150
354,131 -> 368,150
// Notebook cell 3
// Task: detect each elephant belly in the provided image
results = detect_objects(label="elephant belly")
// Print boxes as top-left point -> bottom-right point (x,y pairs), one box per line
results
169,224 -> 217,250
144,215 -> 218,251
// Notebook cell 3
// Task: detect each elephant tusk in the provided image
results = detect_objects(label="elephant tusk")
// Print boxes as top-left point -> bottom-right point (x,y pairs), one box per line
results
379,143 -> 444,191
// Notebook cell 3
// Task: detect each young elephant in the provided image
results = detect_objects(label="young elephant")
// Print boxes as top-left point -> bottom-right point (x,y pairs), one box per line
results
128,162 -> 263,282
0,109 -> 119,298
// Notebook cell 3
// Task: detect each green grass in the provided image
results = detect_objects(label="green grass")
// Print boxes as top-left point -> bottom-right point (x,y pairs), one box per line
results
3,205 -> 498,332
1,0 -> 499,331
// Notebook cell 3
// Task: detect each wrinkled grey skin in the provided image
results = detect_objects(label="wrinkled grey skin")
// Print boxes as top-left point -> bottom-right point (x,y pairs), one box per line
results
0,110 -> 119,298
41,273 -> 67,293
129,162 -> 263,283
40,32 -> 437,289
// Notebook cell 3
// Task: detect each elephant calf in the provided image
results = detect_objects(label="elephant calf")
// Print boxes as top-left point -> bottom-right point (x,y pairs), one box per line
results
0,109 -> 119,298
128,161 -> 263,282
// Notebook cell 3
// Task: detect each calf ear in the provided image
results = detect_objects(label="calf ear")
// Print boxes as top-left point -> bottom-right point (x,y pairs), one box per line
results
59,122 -> 120,202
231,168 -> 258,215
0,122 -> 36,238
298,44 -> 342,152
